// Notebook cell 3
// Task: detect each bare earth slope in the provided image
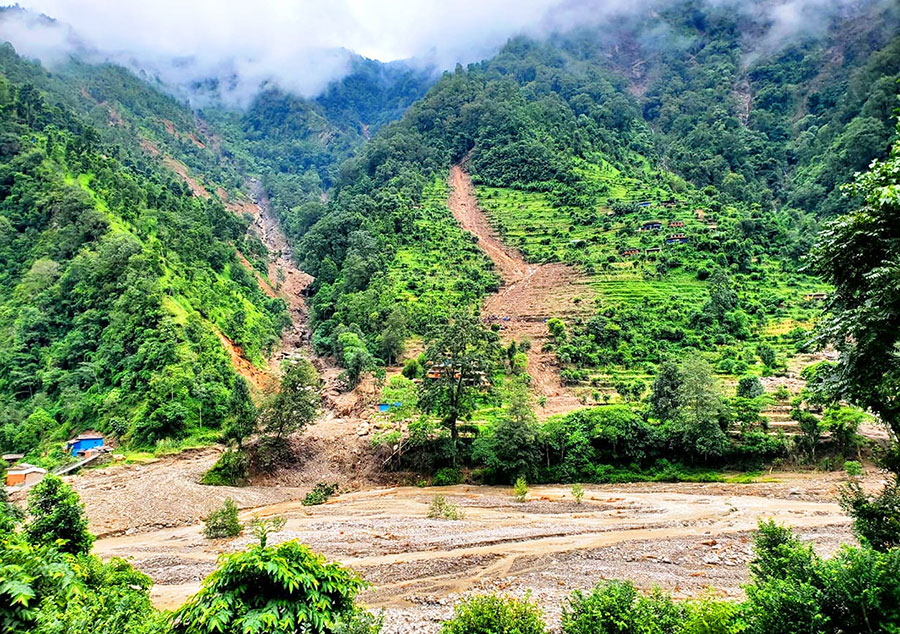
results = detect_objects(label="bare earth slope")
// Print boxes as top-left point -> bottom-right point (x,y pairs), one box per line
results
448,165 -> 592,418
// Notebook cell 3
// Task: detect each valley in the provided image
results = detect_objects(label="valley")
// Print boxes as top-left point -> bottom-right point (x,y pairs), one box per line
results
87,465 -> 873,632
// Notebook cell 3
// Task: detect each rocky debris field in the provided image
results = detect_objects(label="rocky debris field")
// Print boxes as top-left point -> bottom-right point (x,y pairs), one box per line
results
88,470 -> 873,632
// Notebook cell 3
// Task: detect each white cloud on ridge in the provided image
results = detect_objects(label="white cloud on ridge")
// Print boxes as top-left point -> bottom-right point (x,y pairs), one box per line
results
0,0 -> 884,106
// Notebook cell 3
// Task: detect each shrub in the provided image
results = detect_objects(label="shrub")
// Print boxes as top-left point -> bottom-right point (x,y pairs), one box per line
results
202,498 -> 242,539
171,540 -> 365,634
562,581 -> 682,634
333,608 -> 384,634
25,475 -> 94,555
441,594 -> 546,634
432,467 -> 463,486
572,483 -> 585,504
840,479 -> 900,551
201,448 -> 250,486
303,482 -> 339,506
514,477 -> 528,502
427,495 -> 462,520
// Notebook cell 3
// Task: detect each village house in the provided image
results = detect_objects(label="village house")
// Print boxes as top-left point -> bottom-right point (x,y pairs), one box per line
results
622,248 -> 641,256
804,292 -> 828,301
665,233 -> 689,244
5,462 -> 47,487
669,220 -> 685,228
639,221 -> 663,231
66,431 -> 104,457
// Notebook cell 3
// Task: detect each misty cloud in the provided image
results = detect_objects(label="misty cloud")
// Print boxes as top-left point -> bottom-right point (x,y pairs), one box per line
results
0,0 -> 886,107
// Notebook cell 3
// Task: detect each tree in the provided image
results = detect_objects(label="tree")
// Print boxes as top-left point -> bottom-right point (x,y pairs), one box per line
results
809,124 -> 900,446
737,376 -> 764,399
337,331 -> 375,388
259,359 -> 320,442
472,380 -> 540,482
25,475 -> 94,555
222,376 -> 257,449
171,541 -> 364,634
669,355 -> 729,461
757,343 -> 776,368
377,308 -> 407,365
648,361 -> 682,422
419,312 -> 500,462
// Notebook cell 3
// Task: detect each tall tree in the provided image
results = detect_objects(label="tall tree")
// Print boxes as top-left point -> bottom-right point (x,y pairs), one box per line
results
259,359 -> 321,441
810,122 -> 900,447
419,311 -> 500,462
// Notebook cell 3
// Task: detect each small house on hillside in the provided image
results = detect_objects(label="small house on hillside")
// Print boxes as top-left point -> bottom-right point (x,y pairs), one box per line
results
637,201 -> 653,208
640,221 -> 663,231
622,248 -> 641,256
5,463 -> 46,487
1,453 -> 24,465
665,233 -> 688,244
66,431 -> 104,457
669,220 -> 685,228
645,247 -> 662,253
804,292 -> 828,301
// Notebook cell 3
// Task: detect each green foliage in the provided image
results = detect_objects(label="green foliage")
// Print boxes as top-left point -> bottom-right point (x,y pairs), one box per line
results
222,376 -> 257,449
419,311 -> 501,460
571,483 -> 585,504
810,120 -> 900,444
332,608 -> 385,634
427,495 -> 462,520
441,594 -> 546,634
303,482 -> 339,506
202,498 -> 242,539
472,380 -> 540,483
840,479 -> 900,552
259,358 -> 320,442
249,515 -> 287,549
562,581 -> 682,634
432,467 -> 463,486
171,540 -> 365,634
201,448 -> 250,486
513,476 -> 528,502
25,475 -> 93,556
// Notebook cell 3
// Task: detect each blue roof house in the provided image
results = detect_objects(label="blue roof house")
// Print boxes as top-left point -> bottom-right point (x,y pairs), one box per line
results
66,432 -> 104,456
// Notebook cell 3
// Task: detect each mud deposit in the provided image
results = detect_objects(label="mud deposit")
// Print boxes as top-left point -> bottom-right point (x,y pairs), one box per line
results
93,473 -> 858,633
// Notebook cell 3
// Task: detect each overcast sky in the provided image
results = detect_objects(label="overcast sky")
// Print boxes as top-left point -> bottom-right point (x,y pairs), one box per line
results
0,0 -> 877,105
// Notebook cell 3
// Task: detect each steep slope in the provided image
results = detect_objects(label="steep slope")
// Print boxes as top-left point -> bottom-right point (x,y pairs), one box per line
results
0,54 -> 288,459
298,0 -> 900,398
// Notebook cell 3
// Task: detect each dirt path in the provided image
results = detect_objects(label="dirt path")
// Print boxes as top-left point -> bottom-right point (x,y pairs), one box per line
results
92,471 -> 870,633
447,166 -> 591,418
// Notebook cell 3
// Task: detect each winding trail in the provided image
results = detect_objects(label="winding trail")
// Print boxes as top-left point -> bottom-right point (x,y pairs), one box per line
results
447,165 -> 592,418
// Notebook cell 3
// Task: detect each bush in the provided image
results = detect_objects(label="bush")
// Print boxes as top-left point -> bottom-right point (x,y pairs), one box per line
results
25,475 -> 94,555
303,482 -> 339,506
333,608 -> 384,634
201,448 -> 250,486
427,495 -> 462,520
441,594 -> 546,634
202,498 -> 242,539
514,477 -> 528,502
432,467 -> 463,486
171,540 -> 365,634
840,479 -> 900,551
562,581 -> 682,634
572,483 -> 585,504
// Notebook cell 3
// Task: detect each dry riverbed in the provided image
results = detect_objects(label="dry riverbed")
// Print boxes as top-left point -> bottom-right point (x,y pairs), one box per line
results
90,471 -> 868,633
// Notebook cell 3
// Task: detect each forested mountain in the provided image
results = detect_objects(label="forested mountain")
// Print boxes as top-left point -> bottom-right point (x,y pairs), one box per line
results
1,0 -> 899,459
0,5 -> 436,458
300,0 -> 900,381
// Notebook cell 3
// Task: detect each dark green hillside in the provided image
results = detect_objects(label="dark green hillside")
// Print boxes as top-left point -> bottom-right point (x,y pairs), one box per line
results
0,57 -> 288,461
301,0 -> 900,384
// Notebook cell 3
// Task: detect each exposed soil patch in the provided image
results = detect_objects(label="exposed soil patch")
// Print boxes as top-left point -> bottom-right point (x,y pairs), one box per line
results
448,166 -> 592,418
